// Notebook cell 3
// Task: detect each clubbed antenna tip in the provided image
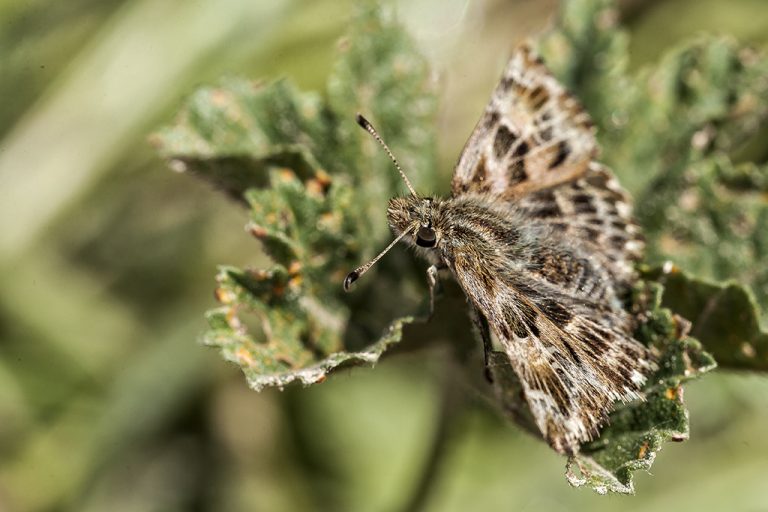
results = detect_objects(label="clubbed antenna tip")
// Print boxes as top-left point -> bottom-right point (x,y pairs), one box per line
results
356,113 -> 371,130
342,229 -> 411,292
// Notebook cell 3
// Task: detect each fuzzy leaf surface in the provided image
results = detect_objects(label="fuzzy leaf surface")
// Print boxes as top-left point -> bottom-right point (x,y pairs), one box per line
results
155,5 -> 437,389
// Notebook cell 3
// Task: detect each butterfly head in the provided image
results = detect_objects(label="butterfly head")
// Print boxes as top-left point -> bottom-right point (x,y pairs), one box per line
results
343,114 -> 441,292
387,195 -> 440,249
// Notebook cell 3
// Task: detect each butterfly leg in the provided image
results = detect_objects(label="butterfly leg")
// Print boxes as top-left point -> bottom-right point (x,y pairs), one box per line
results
426,264 -> 440,318
469,305 -> 494,383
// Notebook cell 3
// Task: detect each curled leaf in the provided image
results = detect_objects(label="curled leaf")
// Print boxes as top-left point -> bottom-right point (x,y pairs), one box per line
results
154,4 -> 436,390
645,266 -> 768,371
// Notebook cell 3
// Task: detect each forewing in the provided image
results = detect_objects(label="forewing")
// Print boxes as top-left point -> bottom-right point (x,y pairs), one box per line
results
451,251 -> 654,455
516,162 -> 645,286
451,44 -> 596,198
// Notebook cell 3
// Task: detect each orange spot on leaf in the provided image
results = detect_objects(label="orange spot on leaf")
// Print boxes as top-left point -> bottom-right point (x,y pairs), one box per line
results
210,89 -> 229,106
215,287 -> 235,304
740,342 -> 756,358
637,441 -> 649,459
225,308 -> 241,330
250,224 -> 268,238
288,275 -> 303,289
288,261 -> 302,275
278,169 -> 295,181
236,347 -> 255,367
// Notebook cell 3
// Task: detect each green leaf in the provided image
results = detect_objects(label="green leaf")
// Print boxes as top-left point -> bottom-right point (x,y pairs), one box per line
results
204,265 -> 415,390
639,154 -> 768,315
645,266 -> 768,371
153,4 -> 436,391
152,79 -> 330,201
626,40 -> 768,253
327,4 -> 438,189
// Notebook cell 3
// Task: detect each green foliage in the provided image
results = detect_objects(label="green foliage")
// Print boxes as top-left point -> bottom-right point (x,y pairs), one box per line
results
644,266 -> 768,371
541,0 -> 768,316
155,4 -> 437,390
155,0 -> 768,496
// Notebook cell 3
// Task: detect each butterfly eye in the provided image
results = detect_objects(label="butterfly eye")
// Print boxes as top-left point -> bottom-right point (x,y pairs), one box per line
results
416,226 -> 437,248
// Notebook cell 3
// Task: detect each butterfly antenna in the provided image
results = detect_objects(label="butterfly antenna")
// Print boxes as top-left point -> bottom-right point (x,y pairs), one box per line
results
344,229 -> 411,291
356,113 -> 417,197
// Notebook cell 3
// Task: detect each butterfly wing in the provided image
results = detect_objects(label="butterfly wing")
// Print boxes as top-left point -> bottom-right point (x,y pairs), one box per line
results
441,41 -> 652,454
448,223 -> 653,454
441,165 -> 653,454
451,44 -> 597,198
484,282 -> 652,455
516,162 -> 645,288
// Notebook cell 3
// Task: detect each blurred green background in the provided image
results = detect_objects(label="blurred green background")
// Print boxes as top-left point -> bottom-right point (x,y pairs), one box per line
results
1,1 -> 768,511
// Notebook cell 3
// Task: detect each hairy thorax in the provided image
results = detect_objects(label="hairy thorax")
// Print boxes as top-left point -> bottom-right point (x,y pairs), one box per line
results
386,193 -> 627,321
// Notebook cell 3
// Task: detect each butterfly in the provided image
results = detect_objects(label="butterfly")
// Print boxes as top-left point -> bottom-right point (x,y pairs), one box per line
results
344,43 -> 655,455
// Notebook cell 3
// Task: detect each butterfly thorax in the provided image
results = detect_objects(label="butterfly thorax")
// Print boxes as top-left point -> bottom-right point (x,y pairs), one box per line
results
388,192 -> 626,315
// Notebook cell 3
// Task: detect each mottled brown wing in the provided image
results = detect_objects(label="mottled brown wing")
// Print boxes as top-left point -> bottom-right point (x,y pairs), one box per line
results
451,43 -> 596,198
495,288 -> 654,455
451,247 -> 654,455
443,167 -> 652,453
516,162 -> 645,287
